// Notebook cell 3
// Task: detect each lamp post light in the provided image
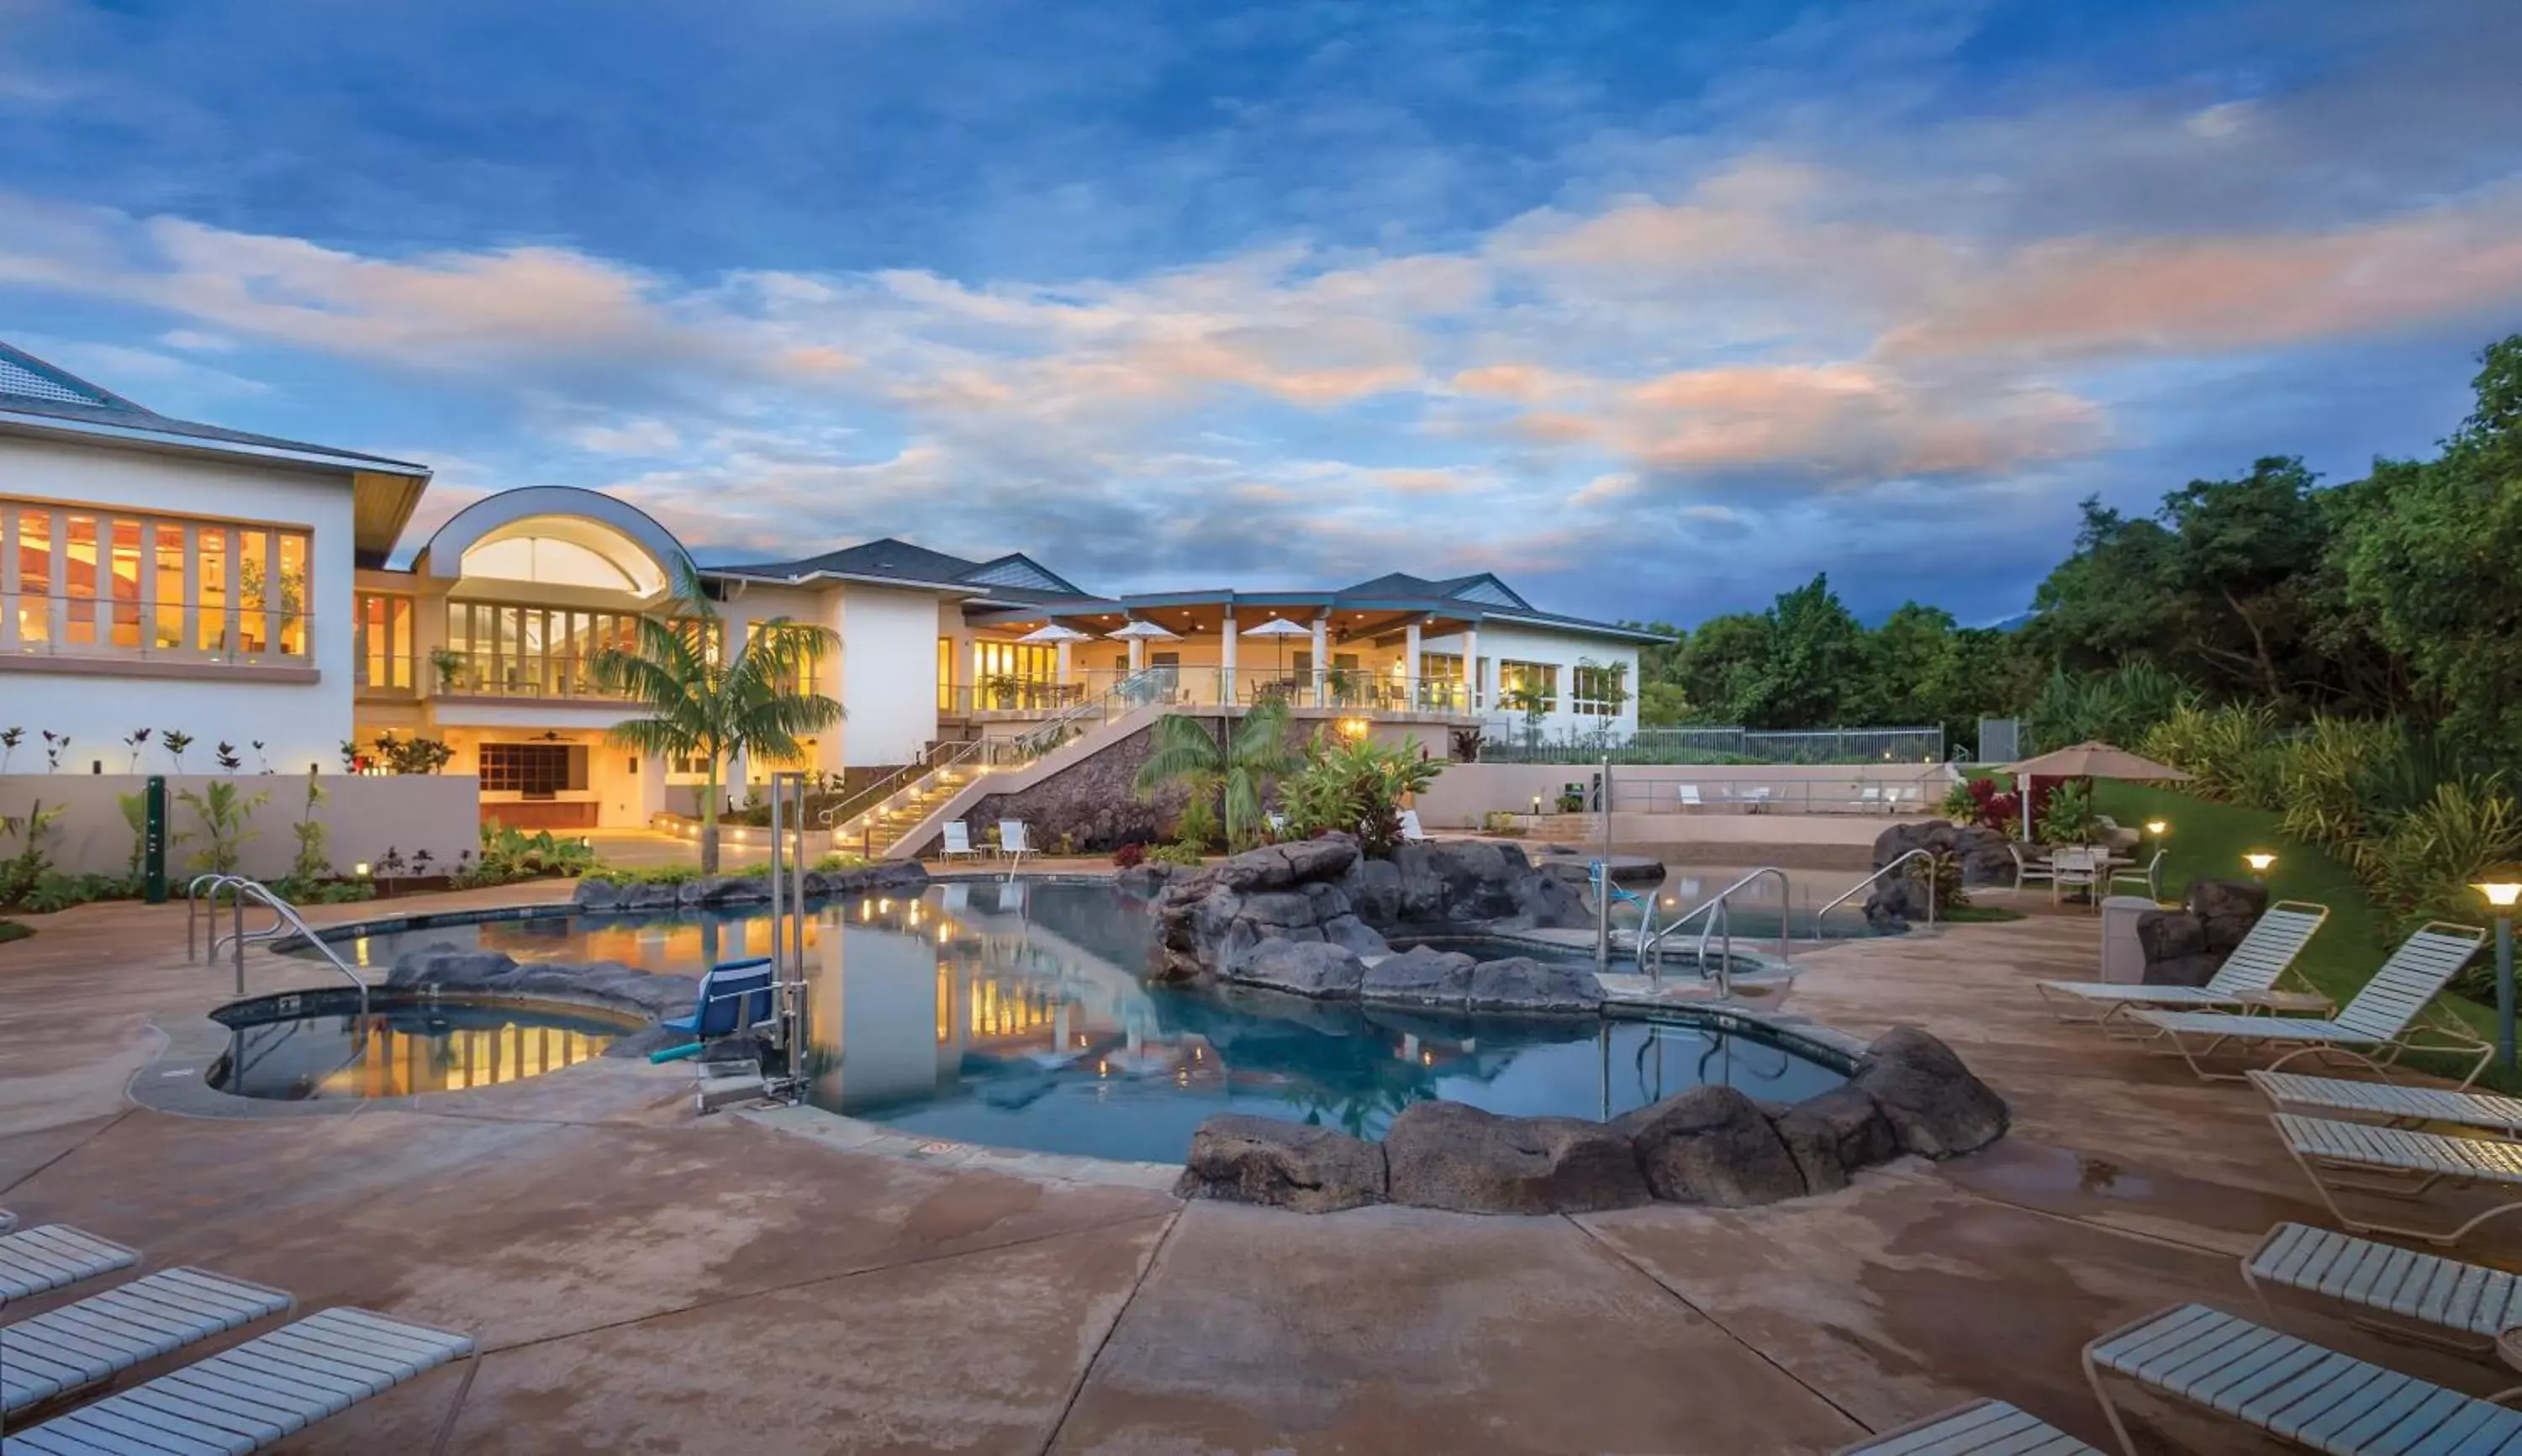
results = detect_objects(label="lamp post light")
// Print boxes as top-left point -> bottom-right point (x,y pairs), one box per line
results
2243,851 -> 2276,884
2474,872 -> 2522,1074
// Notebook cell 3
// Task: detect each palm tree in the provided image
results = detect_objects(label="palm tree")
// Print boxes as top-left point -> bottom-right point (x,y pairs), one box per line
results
590,560 -> 842,873
1134,699 -> 1298,852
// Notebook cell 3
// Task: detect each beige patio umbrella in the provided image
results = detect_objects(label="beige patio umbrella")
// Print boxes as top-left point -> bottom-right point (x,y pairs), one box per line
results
1999,741 -> 2191,841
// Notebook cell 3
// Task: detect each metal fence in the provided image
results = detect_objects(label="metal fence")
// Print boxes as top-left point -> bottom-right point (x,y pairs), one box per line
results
1475,722 -> 1946,766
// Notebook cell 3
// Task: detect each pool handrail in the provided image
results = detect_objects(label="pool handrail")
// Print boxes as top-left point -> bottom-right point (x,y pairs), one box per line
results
1638,866 -> 1791,998
1812,848 -> 1939,936
187,874 -> 370,1016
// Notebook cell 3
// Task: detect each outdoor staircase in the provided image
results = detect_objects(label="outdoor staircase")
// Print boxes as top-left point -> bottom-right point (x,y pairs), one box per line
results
832,764 -> 983,858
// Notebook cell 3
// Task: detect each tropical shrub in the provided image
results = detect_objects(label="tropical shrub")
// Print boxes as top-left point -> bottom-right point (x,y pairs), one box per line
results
1111,841 -> 1147,869
1279,730 -> 1443,858
2139,701 -> 2277,802
1169,794 -> 1222,854
1134,701 -> 1298,852
1145,841 -> 1206,868
0,798 -> 66,907
2037,778 -> 2101,845
178,780 -> 269,875
2023,662 -> 2194,753
458,823 -> 598,887
2274,715 -> 2401,846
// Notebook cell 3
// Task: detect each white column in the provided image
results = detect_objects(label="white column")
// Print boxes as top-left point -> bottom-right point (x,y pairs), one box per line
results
1220,607 -> 1237,704
1311,615 -> 1329,705
1403,620 -> 1422,710
1127,635 -> 1144,673
1461,625 -> 1479,712
1056,639 -> 1073,685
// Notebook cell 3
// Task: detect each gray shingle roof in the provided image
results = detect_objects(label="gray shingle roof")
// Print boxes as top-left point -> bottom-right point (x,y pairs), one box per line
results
0,340 -> 429,476
710,537 -> 1090,599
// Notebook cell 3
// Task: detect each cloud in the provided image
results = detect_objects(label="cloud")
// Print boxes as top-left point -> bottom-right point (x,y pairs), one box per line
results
568,419 -> 683,455
1883,186 -> 2522,363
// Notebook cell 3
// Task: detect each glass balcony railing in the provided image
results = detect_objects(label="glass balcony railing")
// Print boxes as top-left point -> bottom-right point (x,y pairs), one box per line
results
2,591 -> 313,665
433,652 -> 636,702
940,667 -> 1482,717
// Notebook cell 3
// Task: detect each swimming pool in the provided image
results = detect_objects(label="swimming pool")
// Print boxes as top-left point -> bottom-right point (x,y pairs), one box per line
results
208,989 -> 638,1101
294,879 -> 1850,1159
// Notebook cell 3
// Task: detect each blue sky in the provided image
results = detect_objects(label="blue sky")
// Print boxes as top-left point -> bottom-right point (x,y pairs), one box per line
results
3,0 -> 2519,627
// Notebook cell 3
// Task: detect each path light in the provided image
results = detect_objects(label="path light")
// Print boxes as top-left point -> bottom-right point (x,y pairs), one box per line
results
353,863 -> 371,878
2145,820 -> 2168,838
2473,868 -> 2522,1073
2243,851 -> 2276,880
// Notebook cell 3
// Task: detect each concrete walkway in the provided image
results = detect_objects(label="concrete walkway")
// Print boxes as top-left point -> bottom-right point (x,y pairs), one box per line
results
4,887 -> 2518,1452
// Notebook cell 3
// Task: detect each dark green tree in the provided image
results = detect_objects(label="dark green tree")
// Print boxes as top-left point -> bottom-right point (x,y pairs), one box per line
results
1736,574 -> 1868,728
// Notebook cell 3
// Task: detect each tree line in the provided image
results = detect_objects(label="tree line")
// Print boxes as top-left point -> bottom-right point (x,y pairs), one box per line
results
1629,333 -> 2522,768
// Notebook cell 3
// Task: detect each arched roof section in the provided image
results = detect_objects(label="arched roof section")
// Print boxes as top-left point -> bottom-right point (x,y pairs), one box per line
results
414,486 -> 687,595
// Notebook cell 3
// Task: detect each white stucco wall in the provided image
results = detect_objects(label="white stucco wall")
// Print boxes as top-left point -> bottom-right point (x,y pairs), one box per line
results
1,436 -> 360,773
836,585 -> 943,767
1426,621 -> 1640,740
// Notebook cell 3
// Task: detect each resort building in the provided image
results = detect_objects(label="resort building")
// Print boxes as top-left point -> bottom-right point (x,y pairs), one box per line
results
2,340 -> 1653,831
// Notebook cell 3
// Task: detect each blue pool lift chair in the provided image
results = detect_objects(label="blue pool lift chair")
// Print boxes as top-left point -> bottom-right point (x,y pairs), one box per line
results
663,957 -> 778,1041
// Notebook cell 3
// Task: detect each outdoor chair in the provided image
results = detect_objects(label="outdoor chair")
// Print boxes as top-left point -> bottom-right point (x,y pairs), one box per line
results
3,1267 -> 293,1418
1,1306 -> 479,1456
2050,847 -> 2103,908
2241,1220 -> 2522,1351
0,1224 -> 138,1303
2247,1068 -> 2522,1138
2009,842 -> 2053,894
1833,1399 -> 2097,1454
1398,809 -> 1431,843
2126,921 -> 2489,1083
2034,899 -> 2328,1027
1676,783 -> 1702,811
1858,785 -> 1882,814
2108,848 -> 2165,900
0,1210 -> 13,1233
662,957 -> 777,1042
2269,1114 -> 2522,1246
1266,810 -> 1289,838
1745,786 -> 1772,814
939,820 -> 983,862
2083,1301 -> 2522,1455
1000,819 -> 1032,870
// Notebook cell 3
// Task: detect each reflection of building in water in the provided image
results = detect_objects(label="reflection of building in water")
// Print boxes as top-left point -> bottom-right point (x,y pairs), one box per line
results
314,1019 -> 612,1098
811,883 -> 1172,1113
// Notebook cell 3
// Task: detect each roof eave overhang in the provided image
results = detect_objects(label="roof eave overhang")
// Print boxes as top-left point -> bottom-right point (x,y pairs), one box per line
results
0,408 -> 430,479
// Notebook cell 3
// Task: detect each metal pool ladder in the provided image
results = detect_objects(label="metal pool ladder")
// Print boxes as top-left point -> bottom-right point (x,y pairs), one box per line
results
186,874 -> 371,1016
1812,847 -> 1940,937
1635,866 -> 1791,999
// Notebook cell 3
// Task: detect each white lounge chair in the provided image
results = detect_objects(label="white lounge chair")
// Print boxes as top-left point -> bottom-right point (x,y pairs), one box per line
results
2034,900 -> 2329,1027
2,1306 -> 479,1456
2270,1113 -> 2522,1246
1399,809 -> 1430,842
939,820 -> 983,862
2127,921 -> 2489,1083
3,1267 -> 293,1417
998,819 -> 1031,872
0,1224 -> 137,1302
1676,783 -> 1702,811
2241,1221 -> 2522,1352
1833,1399 -> 2097,1454
1858,785 -> 1882,814
2084,1301 -> 2522,1455
1745,786 -> 1772,813
1266,810 -> 1289,838
2247,1068 -> 2522,1138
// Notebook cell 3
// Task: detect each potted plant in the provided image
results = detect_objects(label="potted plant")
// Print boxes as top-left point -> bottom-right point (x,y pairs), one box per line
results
981,673 -> 1026,710
429,647 -> 467,694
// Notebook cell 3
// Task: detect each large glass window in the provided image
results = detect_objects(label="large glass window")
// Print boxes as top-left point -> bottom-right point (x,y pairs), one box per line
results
0,499 -> 305,662
443,600 -> 645,699
1498,660 -> 1559,713
477,742 -> 582,794
9,506 -> 48,645
1572,662 -> 1627,717
356,593 -> 414,689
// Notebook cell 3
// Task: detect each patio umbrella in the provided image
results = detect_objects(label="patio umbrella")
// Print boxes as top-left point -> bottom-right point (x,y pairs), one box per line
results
1016,622 -> 1095,690
1999,740 -> 2192,841
1241,615 -> 1313,683
1107,618 -> 1177,676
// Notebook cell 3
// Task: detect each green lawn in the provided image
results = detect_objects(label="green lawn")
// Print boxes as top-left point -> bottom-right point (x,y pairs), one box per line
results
2090,780 -> 2514,1090
0,921 -> 29,946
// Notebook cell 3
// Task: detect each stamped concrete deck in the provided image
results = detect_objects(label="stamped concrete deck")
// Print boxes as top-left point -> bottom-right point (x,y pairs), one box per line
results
5,885 -> 2519,1453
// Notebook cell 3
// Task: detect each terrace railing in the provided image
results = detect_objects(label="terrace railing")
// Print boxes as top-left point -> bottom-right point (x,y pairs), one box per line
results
1480,724 -> 1947,766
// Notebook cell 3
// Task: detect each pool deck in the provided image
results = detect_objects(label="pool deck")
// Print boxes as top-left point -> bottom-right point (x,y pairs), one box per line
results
6,880 -> 2520,1453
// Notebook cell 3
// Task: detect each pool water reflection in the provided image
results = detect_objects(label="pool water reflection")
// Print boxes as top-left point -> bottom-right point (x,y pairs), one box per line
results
210,994 -> 628,1101
308,880 -> 1849,1160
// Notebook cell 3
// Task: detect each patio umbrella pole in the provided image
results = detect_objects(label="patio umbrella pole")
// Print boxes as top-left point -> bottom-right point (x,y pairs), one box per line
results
1596,755 -> 1612,970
